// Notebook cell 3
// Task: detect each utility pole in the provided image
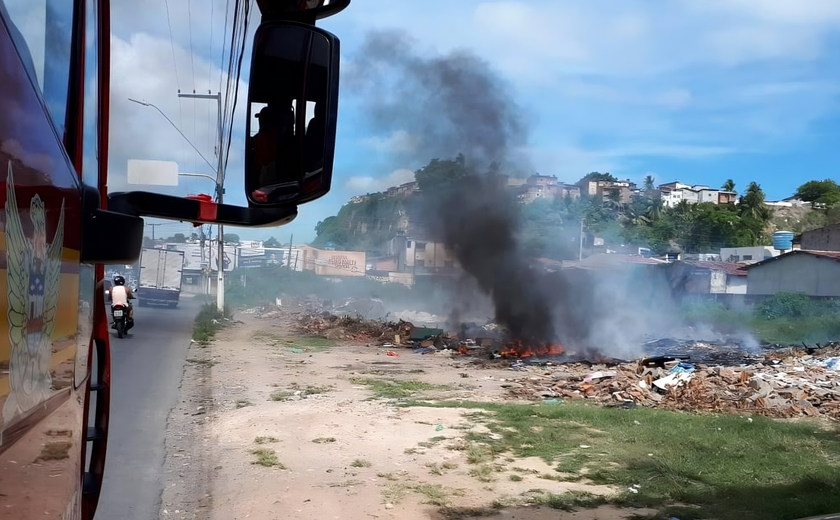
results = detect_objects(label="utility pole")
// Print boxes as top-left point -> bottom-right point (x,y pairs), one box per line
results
579,219 -> 584,261
288,234 -> 294,270
146,222 -> 164,241
179,90 -> 225,312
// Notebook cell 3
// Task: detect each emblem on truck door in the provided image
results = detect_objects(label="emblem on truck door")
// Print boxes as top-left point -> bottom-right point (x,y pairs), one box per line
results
0,161 -> 65,445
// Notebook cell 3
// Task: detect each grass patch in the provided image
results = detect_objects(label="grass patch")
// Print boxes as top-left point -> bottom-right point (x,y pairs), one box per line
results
509,474 -> 523,482
270,383 -> 333,401
253,331 -> 334,352
531,491 -> 607,512
192,303 -> 231,346
466,443 -> 495,464
254,436 -> 278,444
350,378 -> 451,399
350,458 -> 372,468
186,357 -> 218,367
439,505 -> 503,519
405,400 -> 840,520
414,483 -> 450,506
235,399 -> 253,409
468,464 -> 497,482
312,437 -> 336,444
426,462 -> 459,475
250,448 -> 285,468
381,483 -> 410,504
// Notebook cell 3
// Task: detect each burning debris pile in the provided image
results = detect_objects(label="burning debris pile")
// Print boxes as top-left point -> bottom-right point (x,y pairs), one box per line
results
501,345 -> 840,419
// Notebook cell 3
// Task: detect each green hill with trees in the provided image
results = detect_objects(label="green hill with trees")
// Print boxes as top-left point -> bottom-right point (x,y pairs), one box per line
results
311,155 -> 839,259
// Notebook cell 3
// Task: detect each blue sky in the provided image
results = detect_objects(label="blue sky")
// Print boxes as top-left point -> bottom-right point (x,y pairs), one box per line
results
109,0 -> 840,243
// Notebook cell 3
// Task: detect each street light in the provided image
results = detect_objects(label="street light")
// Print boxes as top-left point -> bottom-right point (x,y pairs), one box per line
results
178,91 -> 225,314
128,94 -> 227,312
127,98 -> 217,175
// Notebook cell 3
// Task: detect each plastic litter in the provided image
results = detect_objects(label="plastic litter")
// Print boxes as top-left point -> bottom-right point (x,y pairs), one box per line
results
669,362 -> 696,374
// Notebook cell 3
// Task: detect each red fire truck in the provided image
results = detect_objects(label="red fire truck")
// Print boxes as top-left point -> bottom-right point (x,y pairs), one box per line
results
0,0 -> 347,518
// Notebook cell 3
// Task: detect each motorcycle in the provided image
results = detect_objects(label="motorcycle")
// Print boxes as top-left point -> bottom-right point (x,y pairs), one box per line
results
111,303 -> 134,338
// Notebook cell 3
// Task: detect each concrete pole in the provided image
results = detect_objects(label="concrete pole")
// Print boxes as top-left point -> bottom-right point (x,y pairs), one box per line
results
178,91 -> 225,312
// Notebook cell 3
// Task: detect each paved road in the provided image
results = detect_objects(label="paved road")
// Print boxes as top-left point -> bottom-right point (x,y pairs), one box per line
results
93,296 -> 204,520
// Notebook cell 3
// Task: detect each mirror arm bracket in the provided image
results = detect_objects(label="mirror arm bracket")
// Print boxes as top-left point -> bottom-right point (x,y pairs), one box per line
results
108,191 -> 299,228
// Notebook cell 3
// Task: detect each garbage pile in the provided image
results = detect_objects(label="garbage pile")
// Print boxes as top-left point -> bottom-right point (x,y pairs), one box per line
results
500,344 -> 840,419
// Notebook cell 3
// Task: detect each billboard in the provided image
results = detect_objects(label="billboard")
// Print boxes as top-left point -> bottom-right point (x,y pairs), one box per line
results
301,247 -> 365,277
237,247 -> 303,270
167,243 -> 236,272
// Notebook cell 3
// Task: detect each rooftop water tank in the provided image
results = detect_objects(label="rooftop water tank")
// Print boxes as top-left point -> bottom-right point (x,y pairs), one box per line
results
772,231 -> 794,251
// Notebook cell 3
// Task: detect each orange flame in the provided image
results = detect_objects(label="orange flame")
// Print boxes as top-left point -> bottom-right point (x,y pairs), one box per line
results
499,340 -> 564,358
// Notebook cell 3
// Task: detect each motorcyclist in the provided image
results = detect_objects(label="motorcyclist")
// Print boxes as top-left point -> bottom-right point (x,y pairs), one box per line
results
108,275 -> 136,329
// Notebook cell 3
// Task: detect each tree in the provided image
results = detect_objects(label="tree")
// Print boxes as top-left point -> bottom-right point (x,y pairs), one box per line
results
142,236 -> 155,248
414,155 -> 468,195
223,233 -> 241,244
263,236 -> 282,247
578,171 -> 617,184
738,182 -> 771,222
722,179 -> 736,193
794,179 -> 840,205
166,233 -> 186,243
643,175 -> 655,191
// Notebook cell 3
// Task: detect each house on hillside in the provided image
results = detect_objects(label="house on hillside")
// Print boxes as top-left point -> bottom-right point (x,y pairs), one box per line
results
743,250 -> 840,297
578,179 -> 636,204
658,181 -> 736,207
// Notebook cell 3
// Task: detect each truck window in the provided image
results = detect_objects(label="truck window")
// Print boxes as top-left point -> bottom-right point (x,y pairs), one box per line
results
1,0 -> 74,138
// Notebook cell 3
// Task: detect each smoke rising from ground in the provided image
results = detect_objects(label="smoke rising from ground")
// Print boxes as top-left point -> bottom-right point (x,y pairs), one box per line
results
345,30 -> 749,356
347,30 -> 558,347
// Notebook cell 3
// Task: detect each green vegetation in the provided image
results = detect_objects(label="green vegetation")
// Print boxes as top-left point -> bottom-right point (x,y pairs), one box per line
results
254,436 -> 278,444
350,458 -> 372,468
402,400 -> 840,520
250,448 -> 285,468
683,293 -> 840,344
269,383 -> 333,401
350,378 -> 451,399
308,155 -> 785,261
312,437 -> 336,444
192,303 -> 231,345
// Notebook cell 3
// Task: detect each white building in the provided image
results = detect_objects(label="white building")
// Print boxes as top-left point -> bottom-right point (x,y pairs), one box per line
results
658,181 -> 737,208
719,246 -> 779,264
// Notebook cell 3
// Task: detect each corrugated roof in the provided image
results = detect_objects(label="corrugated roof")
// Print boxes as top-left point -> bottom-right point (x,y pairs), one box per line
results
684,260 -> 748,276
742,250 -> 840,269
562,253 -> 667,270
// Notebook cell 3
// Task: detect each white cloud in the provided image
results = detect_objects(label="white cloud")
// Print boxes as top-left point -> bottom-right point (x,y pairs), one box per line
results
344,168 -> 415,194
359,130 -> 418,153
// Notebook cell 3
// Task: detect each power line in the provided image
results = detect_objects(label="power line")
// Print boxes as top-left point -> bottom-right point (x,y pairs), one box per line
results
163,0 -> 180,89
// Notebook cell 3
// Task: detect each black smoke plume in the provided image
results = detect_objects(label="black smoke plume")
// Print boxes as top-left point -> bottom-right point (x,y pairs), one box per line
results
346,30 -> 560,346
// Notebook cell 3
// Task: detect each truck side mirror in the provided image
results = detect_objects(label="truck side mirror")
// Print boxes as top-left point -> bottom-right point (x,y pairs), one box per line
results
107,21 -> 341,229
245,21 -> 340,207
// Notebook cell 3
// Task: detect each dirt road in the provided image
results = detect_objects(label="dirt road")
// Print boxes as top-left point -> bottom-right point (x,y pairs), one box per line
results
159,310 -> 654,520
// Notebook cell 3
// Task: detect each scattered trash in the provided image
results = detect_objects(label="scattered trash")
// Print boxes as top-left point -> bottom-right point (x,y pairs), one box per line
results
288,348 -> 304,354
583,370 -> 617,383
669,362 -> 696,374
385,351 -> 399,357
435,424 -> 444,431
